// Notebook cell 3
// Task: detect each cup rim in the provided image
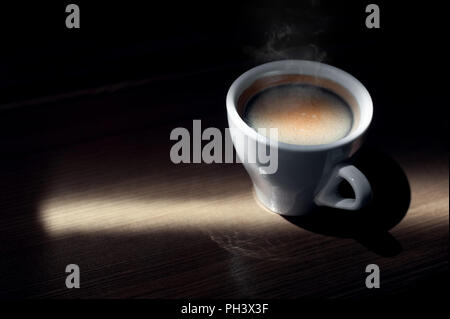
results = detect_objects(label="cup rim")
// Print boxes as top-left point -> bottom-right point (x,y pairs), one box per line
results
226,59 -> 373,152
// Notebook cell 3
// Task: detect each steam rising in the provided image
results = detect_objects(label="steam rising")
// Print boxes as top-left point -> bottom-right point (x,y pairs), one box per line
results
246,24 -> 326,63
244,5 -> 330,63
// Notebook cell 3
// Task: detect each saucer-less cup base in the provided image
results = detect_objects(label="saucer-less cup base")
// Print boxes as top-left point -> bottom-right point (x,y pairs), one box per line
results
226,60 -> 373,216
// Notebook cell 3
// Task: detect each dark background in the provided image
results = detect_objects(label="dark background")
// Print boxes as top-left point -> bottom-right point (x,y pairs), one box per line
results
0,0 -> 447,300
0,1 -> 447,153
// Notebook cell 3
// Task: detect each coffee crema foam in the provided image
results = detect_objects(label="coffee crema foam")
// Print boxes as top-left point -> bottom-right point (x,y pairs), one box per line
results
244,84 -> 353,146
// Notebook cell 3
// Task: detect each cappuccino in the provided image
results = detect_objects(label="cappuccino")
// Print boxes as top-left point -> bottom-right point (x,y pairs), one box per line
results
244,84 -> 353,145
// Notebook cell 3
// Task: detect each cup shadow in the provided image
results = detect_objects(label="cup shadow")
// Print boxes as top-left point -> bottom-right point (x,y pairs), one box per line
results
283,147 -> 411,257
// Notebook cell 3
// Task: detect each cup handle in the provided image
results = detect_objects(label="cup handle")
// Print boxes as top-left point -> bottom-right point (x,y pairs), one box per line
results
314,165 -> 372,210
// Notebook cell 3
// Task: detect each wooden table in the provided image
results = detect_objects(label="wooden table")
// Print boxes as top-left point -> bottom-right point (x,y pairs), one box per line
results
0,73 -> 448,299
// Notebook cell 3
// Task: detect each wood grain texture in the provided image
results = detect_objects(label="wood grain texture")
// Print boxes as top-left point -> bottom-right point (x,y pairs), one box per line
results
0,68 -> 448,299
0,119 -> 447,299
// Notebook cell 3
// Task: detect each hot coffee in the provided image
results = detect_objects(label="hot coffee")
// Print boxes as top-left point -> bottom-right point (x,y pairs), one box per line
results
244,84 -> 353,145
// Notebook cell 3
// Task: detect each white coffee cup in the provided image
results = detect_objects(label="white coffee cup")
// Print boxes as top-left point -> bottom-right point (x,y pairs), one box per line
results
226,60 -> 373,216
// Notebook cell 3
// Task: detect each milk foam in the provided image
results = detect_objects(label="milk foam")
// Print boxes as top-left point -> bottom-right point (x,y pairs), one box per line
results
245,84 -> 353,146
